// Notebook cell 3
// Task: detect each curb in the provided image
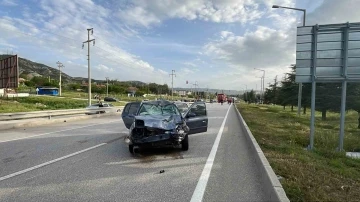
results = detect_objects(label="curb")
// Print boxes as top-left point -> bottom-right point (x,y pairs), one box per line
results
234,104 -> 290,202
0,112 -> 119,131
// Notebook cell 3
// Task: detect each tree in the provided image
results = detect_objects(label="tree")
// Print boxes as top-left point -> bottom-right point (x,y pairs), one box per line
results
279,73 -> 298,111
243,90 -> 256,103
67,83 -> 81,91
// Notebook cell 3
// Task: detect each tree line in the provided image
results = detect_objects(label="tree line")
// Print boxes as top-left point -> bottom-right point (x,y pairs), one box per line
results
243,65 -> 360,123
19,76 -> 171,96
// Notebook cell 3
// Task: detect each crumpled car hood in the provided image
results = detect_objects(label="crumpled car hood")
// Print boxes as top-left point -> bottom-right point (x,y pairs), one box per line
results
134,114 -> 182,130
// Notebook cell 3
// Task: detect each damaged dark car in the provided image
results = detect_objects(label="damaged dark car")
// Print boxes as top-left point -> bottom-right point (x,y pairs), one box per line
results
121,100 -> 208,153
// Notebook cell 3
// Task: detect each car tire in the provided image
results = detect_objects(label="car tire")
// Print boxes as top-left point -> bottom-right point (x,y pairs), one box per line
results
129,144 -> 134,154
181,135 -> 189,151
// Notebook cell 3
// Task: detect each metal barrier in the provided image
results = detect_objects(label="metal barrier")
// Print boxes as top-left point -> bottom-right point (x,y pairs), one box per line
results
0,107 -> 124,121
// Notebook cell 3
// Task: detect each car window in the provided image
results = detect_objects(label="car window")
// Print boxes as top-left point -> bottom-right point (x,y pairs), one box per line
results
163,104 -> 180,115
123,103 -> 131,113
138,103 -> 180,116
128,103 -> 140,115
175,103 -> 188,113
189,103 -> 206,116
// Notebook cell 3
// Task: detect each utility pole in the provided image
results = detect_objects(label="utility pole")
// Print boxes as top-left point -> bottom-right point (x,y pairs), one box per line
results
193,82 -> 198,98
82,28 -> 95,106
169,70 -> 176,100
105,77 -> 109,97
56,61 -> 64,96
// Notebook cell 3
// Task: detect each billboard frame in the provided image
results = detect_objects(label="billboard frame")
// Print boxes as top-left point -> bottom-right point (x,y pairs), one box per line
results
0,55 -> 19,89
295,22 -> 358,151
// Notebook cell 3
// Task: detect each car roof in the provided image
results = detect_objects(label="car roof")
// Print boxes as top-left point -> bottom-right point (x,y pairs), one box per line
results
142,100 -> 174,106
173,101 -> 187,105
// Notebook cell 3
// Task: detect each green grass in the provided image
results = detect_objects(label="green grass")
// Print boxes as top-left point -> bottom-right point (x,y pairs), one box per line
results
0,96 -> 88,113
238,103 -> 360,202
0,91 -> 187,113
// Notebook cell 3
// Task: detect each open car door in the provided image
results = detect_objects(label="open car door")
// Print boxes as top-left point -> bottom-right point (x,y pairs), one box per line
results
183,102 -> 208,135
121,102 -> 141,129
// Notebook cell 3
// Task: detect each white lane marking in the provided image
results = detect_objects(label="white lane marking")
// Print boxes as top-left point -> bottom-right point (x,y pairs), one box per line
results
0,120 -> 120,143
190,104 -> 232,202
0,143 -> 107,182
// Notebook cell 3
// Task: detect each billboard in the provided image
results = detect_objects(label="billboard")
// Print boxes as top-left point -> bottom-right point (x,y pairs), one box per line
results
0,55 -> 19,88
296,22 -> 360,83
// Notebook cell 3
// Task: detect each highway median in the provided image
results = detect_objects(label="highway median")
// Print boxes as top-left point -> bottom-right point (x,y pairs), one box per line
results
238,103 -> 360,202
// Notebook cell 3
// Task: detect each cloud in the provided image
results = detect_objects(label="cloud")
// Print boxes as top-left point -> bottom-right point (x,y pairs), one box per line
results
307,0 -> 360,25
181,67 -> 195,75
116,0 -> 265,27
184,62 -> 197,68
1,0 -> 17,6
158,69 -> 168,75
0,0 -> 160,82
96,64 -> 114,72
203,26 -> 296,71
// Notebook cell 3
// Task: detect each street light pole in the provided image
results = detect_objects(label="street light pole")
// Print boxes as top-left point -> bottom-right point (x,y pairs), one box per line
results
242,84 -> 247,102
273,5 -> 306,115
254,68 -> 265,103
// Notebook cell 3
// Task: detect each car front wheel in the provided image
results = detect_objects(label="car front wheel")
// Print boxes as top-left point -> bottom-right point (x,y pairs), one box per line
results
129,144 -> 134,153
181,135 -> 189,151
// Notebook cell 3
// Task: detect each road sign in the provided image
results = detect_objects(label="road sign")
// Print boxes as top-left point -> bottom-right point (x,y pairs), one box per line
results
295,22 -> 360,151
0,55 -> 19,88
296,22 -> 360,83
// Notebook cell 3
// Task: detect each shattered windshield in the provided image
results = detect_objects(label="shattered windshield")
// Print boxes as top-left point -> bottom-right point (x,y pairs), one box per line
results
138,103 -> 180,116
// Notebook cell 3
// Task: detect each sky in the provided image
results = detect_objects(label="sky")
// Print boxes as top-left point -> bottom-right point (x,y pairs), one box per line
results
0,0 -> 359,91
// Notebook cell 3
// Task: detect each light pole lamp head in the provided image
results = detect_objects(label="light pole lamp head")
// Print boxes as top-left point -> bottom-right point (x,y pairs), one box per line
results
272,5 -> 280,8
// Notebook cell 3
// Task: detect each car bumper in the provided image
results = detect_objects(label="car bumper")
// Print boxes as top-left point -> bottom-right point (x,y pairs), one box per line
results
130,133 -> 185,147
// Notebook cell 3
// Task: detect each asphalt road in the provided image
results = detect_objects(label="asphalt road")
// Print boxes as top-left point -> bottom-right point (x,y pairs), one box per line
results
0,103 -> 266,202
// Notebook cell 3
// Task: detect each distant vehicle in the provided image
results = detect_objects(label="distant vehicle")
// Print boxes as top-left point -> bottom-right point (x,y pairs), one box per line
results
85,102 -> 115,115
217,94 -> 226,103
121,100 -> 208,153
104,97 -> 118,102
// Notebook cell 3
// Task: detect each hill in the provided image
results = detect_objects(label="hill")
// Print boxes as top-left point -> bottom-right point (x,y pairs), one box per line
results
0,55 -> 73,83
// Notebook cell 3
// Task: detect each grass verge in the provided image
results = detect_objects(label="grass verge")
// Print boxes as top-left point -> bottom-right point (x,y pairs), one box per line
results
0,96 -> 87,113
238,103 -> 360,202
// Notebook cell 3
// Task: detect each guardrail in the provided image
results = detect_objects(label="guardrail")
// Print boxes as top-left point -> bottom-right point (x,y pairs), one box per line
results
0,107 -> 124,121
